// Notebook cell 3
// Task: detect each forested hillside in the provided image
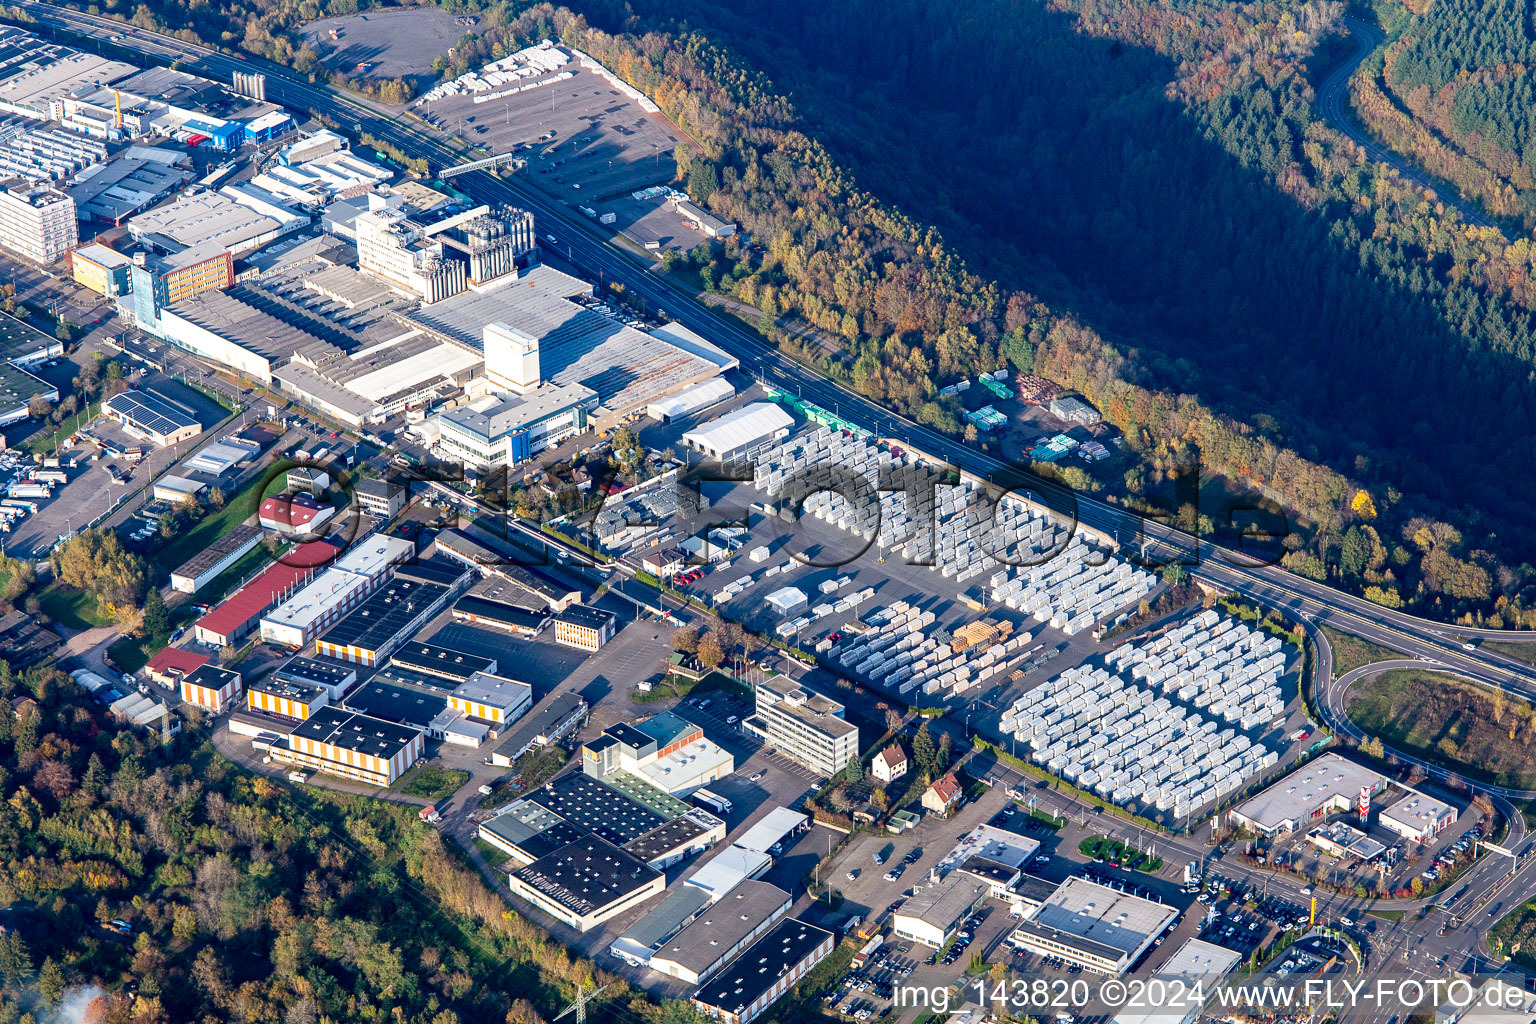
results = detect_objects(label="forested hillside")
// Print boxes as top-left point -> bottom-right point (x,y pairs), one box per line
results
1363,0 -> 1536,221
24,0 -> 1536,625
0,660 -> 692,1024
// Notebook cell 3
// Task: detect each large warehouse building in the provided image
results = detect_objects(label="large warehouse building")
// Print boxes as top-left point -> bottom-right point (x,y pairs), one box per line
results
1009,877 -> 1178,974
691,918 -> 835,1024
102,389 -> 202,446
273,705 -> 425,787
506,834 -> 665,933
1228,753 -> 1387,837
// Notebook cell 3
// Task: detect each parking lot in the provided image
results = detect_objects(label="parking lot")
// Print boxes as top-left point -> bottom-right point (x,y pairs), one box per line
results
420,63 -> 682,202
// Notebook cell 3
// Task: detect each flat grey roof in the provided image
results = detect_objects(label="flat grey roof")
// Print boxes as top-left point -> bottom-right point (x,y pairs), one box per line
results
1029,877 -> 1178,959
1233,753 -> 1384,831
652,879 -> 791,974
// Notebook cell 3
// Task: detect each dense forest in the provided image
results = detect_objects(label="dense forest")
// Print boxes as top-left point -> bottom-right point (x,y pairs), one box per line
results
0,658 -> 703,1024
29,0 -> 1536,625
1369,0 -> 1536,220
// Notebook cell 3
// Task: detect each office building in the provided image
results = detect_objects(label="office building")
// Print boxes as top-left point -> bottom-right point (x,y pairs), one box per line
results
1008,877 -> 1178,974
102,389 -> 202,446
507,834 -> 664,932
691,918 -> 835,1024
436,383 -> 595,472
742,674 -> 858,778
1228,753 -> 1386,837
554,605 -> 617,651
355,477 -> 406,520
275,706 -> 425,786
0,181 -> 77,263
180,664 -> 243,713
69,243 -> 132,298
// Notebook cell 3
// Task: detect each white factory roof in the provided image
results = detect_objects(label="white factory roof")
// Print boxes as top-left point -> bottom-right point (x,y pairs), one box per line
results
681,402 -> 793,455
262,567 -> 370,632
646,376 -> 734,420
334,534 -> 413,576
183,440 -> 251,475
1379,792 -> 1457,832
1232,752 -> 1384,832
947,823 -> 1041,871
154,474 -> 205,499
451,671 -> 532,711
764,586 -> 808,614
1028,877 -> 1179,958
1109,938 -> 1241,1024
128,189 -> 297,254
686,846 -> 771,901
734,808 -> 809,856
638,737 -> 735,791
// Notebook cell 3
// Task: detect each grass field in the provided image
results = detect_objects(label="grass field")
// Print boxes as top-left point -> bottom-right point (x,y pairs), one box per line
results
1322,625 -> 1400,675
37,583 -> 113,630
394,765 -> 469,803
148,474 -> 272,575
1345,668 -> 1536,789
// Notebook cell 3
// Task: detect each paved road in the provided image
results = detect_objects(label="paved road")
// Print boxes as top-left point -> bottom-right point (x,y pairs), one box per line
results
1316,16 -> 1495,230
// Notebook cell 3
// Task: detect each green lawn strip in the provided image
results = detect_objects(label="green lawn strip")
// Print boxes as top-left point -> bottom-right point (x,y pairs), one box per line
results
148,474 -> 271,575
393,764 -> 470,802
1321,625 -> 1401,675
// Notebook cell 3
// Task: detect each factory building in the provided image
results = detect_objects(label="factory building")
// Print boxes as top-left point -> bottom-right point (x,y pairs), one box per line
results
313,564 -> 467,667
436,382 -> 595,472
450,595 -> 550,638
1228,753 -> 1387,837
259,535 -> 414,648
488,692 -> 588,767
69,243 -> 132,298
258,493 -> 335,536
271,657 -> 356,700
742,674 -> 858,778
580,711 -> 734,796
447,671 -> 532,725
506,834 -> 665,932
553,605 -> 616,651
193,541 -> 340,647
390,643 -> 497,683
691,919 -> 835,1024
0,181 -> 77,263
355,200 -> 531,303
126,245 -> 235,332
179,664 -> 243,713
681,403 -> 795,462
246,675 -> 330,721
1008,877 -> 1178,975
170,522 -> 263,593
891,876 -> 990,949
647,880 -> 792,984
101,389 -> 202,446
274,706 -> 425,786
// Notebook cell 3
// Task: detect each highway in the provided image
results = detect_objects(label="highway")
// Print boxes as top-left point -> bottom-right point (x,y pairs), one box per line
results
1315,17 -> 1496,230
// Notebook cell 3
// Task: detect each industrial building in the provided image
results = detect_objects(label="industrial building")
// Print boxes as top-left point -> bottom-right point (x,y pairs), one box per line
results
258,535 -> 414,648
407,264 -> 737,431
151,475 -> 206,504
691,918 -> 835,1024
0,316 -> 59,427
580,711 -> 734,796
447,671 -> 532,725
681,403 -> 795,461
390,643 -> 497,683
1009,877 -> 1178,974
450,595 -> 550,638
1228,753 -> 1387,837
69,243 -> 132,297
488,691 -> 588,766
1378,792 -> 1460,843
101,389 -> 202,446
506,834 -> 665,932
0,180 -> 77,263
193,540 -> 340,647
271,657 -> 356,700
648,377 -> 734,422
258,493 -> 334,536
246,675 -> 330,721
68,151 -> 193,226
126,187 -> 305,259
1108,939 -> 1242,1024
182,438 -> 257,476
435,383 -> 595,472
274,706 -> 425,786
891,876 -> 990,949
553,605 -> 617,651
742,674 -> 859,778
169,522 -> 263,593
125,245 -> 235,331
647,881 -> 792,984
313,563 -> 467,667
355,199 -> 534,302
144,646 -> 210,690
179,664 -> 243,713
